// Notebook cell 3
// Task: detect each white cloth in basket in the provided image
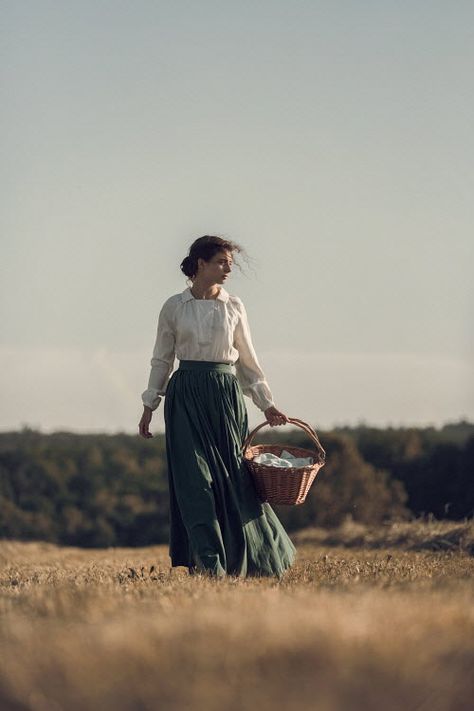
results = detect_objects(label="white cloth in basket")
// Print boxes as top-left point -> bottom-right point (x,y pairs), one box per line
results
252,449 -> 314,468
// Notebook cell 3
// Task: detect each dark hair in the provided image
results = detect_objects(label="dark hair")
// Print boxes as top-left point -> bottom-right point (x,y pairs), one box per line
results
180,235 -> 249,280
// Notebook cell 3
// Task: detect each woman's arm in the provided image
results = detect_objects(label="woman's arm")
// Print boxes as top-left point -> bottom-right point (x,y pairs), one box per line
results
233,298 -> 288,425
141,298 -> 176,411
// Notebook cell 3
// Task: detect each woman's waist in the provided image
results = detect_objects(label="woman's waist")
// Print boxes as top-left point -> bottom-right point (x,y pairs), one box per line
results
177,359 -> 235,372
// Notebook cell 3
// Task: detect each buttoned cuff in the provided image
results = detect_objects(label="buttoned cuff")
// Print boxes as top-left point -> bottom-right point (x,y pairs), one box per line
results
250,385 -> 275,413
141,389 -> 163,411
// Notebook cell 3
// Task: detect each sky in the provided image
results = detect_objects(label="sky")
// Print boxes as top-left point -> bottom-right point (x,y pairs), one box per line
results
1,0 -> 473,435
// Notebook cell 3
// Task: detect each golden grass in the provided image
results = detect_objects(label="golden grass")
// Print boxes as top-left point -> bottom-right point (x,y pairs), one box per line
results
1,521 -> 473,711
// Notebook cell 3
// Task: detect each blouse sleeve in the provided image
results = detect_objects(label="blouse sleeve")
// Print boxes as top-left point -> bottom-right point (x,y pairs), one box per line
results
141,299 -> 176,410
233,298 -> 275,412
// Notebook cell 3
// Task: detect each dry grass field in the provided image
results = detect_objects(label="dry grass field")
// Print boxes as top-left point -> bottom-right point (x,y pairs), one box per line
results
1,519 -> 473,711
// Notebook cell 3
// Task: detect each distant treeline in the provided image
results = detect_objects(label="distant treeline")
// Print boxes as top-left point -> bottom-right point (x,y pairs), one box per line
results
0,421 -> 473,548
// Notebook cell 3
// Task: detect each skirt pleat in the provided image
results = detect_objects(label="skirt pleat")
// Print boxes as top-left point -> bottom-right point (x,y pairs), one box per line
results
163,360 -> 297,578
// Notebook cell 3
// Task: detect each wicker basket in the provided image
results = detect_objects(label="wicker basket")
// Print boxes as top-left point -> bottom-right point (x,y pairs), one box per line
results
242,417 -> 326,505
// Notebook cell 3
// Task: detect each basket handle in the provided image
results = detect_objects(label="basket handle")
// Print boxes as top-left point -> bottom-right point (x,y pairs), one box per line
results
242,417 -> 326,462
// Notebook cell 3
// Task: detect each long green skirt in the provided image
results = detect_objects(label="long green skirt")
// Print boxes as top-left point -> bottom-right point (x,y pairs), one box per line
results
163,360 -> 297,578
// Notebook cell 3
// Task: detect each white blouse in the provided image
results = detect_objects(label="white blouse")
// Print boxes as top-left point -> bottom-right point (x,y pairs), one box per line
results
141,286 -> 275,413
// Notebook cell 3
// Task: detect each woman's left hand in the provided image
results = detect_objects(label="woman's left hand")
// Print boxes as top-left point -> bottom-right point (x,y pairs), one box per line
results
264,405 -> 290,427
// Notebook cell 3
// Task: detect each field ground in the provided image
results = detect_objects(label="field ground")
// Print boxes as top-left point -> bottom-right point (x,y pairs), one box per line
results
1,519 -> 473,711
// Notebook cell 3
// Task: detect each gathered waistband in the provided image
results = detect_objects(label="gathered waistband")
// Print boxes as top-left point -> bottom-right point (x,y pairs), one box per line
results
178,360 -> 234,373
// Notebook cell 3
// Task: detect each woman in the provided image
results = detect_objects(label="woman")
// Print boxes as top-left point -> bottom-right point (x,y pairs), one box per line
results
138,235 -> 297,578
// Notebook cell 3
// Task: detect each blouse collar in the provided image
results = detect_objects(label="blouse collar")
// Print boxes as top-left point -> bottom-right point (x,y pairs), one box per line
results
181,286 -> 230,303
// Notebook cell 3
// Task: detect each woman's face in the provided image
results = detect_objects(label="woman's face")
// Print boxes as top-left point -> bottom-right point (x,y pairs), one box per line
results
197,250 -> 233,284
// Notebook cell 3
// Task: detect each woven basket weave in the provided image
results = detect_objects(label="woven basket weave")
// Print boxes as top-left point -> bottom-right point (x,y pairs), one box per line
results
242,417 -> 326,505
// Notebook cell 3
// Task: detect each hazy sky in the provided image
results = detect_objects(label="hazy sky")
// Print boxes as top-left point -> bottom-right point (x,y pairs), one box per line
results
2,1 -> 473,434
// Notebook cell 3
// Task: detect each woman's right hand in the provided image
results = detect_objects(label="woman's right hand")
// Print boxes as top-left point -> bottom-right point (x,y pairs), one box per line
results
138,406 -> 153,438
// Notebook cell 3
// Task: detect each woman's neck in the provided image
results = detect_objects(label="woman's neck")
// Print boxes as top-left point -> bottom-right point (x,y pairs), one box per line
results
190,283 -> 220,300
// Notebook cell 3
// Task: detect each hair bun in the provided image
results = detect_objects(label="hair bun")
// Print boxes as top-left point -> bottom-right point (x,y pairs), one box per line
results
180,255 -> 196,278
